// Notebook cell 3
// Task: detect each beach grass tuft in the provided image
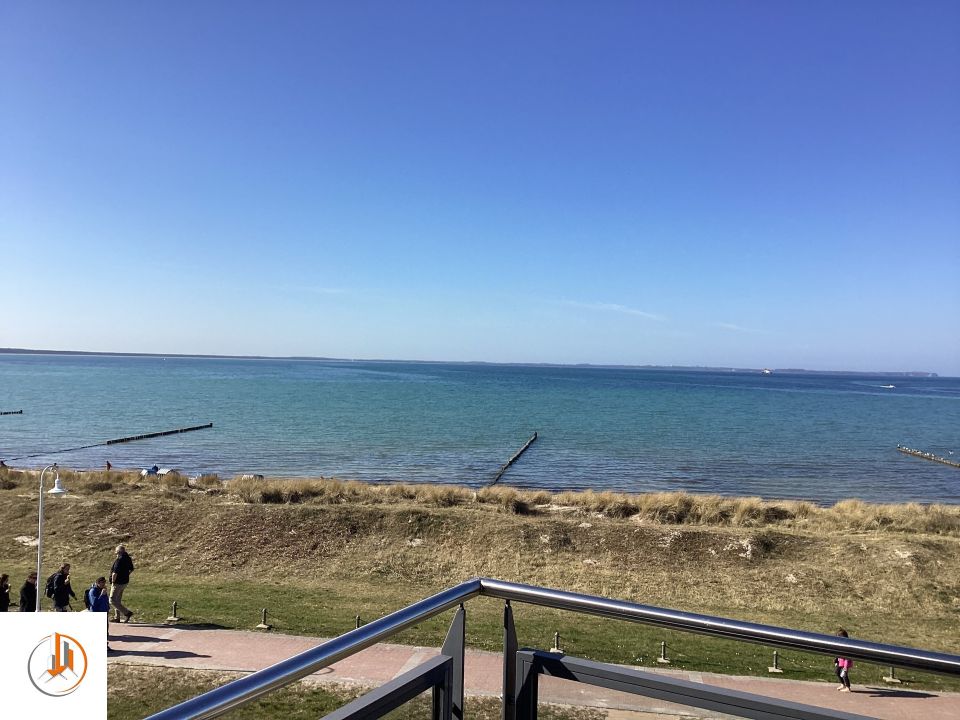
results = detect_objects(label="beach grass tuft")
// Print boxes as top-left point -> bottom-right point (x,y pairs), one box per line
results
211,474 -> 960,534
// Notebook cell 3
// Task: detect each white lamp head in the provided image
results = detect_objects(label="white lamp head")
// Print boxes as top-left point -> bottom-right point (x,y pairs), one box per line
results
47,472 -> 67,496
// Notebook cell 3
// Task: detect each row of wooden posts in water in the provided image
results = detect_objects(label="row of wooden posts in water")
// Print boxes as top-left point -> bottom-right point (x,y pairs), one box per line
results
897,444 -> 960,469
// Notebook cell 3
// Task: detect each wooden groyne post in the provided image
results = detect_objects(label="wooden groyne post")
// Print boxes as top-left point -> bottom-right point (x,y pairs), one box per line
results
490,432 -> 538,485
896,445 -> 960,469
105,423 -> 214,445
0,409 -> 23,415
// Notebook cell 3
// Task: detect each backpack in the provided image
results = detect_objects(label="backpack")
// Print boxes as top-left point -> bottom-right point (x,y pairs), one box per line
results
83,585 -> 94,610
44,573 -> 57,599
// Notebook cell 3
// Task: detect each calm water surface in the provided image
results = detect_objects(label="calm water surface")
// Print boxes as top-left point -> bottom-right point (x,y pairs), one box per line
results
1,354 -> 958,504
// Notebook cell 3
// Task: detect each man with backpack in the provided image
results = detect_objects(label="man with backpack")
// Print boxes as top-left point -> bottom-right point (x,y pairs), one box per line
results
48,562 -> 76,611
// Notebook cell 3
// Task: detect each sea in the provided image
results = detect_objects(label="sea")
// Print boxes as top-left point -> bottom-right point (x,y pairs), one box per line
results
1,353 -> 958,505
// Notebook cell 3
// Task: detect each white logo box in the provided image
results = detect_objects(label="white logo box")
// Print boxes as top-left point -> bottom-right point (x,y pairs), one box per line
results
1,613 -> 107,717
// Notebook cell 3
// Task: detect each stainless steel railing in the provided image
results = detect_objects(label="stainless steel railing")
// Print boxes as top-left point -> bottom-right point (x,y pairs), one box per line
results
480,578 -> 960,674
146,577 -> 960,720
146,579 -> 481,720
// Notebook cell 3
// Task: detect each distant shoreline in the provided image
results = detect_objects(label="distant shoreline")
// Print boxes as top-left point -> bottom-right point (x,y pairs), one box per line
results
0,347 -> 941,378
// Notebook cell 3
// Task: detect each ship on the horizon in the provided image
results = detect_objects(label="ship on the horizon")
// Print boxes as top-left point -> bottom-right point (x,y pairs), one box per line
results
761,368 -> 773,375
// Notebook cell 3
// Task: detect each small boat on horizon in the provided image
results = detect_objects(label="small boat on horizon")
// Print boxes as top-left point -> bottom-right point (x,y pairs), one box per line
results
761,368 -> 773,375
881,384 -> 896,389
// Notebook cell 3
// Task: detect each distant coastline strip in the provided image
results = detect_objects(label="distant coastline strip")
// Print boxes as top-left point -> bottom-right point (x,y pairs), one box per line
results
489,431 -> 539,485
5,423 -> 214,462
897,445 -> 960,470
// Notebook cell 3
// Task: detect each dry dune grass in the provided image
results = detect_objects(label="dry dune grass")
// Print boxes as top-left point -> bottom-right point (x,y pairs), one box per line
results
218,475 -> 959,536
2,467 -> 958,536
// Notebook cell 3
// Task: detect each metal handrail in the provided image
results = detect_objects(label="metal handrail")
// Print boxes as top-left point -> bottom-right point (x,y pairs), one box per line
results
147,577 -> 960,720
480,578 -> 960,675
147,579 -> 481,720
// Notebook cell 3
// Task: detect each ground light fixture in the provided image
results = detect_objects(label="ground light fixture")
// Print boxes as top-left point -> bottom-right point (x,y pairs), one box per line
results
36,463 -> 67,611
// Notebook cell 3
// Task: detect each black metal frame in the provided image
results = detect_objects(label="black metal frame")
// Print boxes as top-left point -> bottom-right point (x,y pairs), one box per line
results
514,649 -> 875,720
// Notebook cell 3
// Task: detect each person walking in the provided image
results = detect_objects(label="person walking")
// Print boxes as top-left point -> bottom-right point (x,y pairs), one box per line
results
834,628 -> 853,692
110,545 -> 135,622
87,576 -> 113,651
0,574 -> 10,611
19,572 -> 37,611
52,563 -> 76,611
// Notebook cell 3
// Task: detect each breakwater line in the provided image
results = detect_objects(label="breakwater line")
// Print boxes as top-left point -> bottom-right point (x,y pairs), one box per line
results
4,423 -> 214,462
490,431 -> 538,485
897,445 -> 960,469
106,423 -> 214,445
0,409 -> 23,415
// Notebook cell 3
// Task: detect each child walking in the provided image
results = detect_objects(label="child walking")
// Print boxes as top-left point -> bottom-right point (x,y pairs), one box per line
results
834,628 -> 853,692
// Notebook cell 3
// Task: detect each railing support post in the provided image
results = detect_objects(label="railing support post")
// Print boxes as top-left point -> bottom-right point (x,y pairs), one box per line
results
431,659 -> 453,720
439,604 -> 465,720
502,600 -> 518,720
515,652 -> 538,720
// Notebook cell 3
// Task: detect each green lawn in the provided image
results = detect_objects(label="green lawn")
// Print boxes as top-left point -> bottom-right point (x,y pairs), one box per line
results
109,572 -> 960,695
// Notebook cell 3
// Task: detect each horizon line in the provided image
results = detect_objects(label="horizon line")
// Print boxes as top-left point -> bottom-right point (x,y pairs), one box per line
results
0,347 -> 943,378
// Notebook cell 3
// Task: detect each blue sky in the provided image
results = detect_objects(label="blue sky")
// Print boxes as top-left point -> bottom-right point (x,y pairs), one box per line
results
2,2 -> 958,374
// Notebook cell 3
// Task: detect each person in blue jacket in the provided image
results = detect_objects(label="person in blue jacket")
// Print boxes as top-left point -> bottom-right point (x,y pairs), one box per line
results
87,577 -> 113,652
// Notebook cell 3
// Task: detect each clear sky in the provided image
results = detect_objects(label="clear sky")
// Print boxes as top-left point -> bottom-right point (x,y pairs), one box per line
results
2,2 -> 958,374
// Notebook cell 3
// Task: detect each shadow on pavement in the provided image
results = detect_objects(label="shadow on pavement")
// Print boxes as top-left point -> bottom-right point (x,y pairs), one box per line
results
110,650 -> 212,660
119,623 -> 230,631
862,686 -> 937,699
109,634 -> 172,643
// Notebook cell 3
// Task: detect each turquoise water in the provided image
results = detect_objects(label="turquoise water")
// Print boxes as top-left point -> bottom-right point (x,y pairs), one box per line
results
1,354 -> 958,504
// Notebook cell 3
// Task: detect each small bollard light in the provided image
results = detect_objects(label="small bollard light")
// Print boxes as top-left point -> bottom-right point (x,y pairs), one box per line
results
166,601 -> 181,624
355,615 -> 362,629
657,640 -> 671,664
883,666 -> 902,684
768,650 -> 783,673
550,631 -> 563,654
256,608 -> 272,631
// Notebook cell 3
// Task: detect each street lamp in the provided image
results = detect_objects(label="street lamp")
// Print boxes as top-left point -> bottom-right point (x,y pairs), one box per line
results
36,463 -> 67,611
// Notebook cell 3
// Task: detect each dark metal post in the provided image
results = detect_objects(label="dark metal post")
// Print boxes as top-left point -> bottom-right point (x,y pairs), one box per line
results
440,605 -> 465,720
502,601 -> 518,720
431,661 -> 453,720
514,654 -> 538,720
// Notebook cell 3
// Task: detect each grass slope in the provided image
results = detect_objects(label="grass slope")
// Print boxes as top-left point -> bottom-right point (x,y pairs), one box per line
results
2,467 -> 959,710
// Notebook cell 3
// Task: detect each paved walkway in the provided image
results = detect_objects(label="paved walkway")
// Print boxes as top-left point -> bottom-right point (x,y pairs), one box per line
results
108,624 -> 960,720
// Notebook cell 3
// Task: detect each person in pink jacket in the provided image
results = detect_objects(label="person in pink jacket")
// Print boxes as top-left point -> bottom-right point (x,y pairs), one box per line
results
834,628 -> 853,691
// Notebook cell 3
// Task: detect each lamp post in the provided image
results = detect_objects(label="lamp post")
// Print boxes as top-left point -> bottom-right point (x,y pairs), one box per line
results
36,463 -> 67,611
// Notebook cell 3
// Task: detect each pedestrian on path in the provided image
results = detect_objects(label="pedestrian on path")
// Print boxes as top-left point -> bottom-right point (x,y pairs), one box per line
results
52,563 -> 76,611
0,574 -> 9,611
19,572 -> 37,611
110,544 -> 135,622
87,577 -> 111,612
87,576 -> 113,652
835,628 -> 853,692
